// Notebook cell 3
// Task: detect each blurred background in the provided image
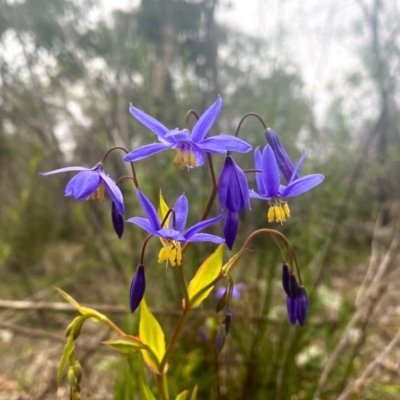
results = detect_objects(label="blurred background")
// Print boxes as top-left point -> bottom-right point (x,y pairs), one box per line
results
0,0 -> 400,399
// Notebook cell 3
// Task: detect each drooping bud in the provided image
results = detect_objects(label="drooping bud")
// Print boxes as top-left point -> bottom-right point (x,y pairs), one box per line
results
224,313 -> 232,335
111,201 -> 124,238
129,264 -> 146,313
288,273 -> 300,298
265,128 -> 297,184
215,290 -> 227,313
73,361 -> 83,384
223,211 -> 239,250
215,324 -> 227,353
296,286 -> 309,326
286,296 -> 297,325
282,264 -> 290,296
67,366 -> 77,386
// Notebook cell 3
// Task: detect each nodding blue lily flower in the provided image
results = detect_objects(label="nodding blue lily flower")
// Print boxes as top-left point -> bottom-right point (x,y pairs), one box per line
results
215,283 -> 244,301
124,96 -> 252,169
282,264 -> 308,326
40,162 -> 124,215
265,128 -> 298,184
127,189 -> 225,266
218,156 -> 250,249
249,145 -> 324,224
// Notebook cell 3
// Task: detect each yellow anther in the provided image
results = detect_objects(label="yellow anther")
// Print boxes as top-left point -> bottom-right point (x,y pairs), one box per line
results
158,247 -> 169,264
97,181 -> 105,202
158,240 -> 182,267
276,206 -> 286,223
283,202 -> 290,218
188,150 -> 197,168
267,206 -> 275,223
172,149 -> 184,167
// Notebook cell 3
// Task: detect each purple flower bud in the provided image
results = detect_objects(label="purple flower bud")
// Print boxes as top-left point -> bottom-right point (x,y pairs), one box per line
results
215,291 -> 227,313
215,324 -> 227,353
265,128 -> 298,184
223,211 -> 239,250
282,264 -> 290,296
111,201 -> 124,238
224,313 -> 232,335
129,264 -> 146,313
296,286 -> 309,326
286,296 -> 297,325
288,273 -> 300,298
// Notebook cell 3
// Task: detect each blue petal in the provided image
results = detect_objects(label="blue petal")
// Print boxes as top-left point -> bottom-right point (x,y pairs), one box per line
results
265,128 -> 296,183
223,211 -> 238,250
249,190 -> 269,200
254,147 -> 266,196
126,217 -> 158,236
281,174 -> 324,198
156,228 -> 186,241
193,149 -> 206,167
217,157 -> 231,209
289,150 -> 306,184
64,171 -> 101,200
136,189 -> 161,231
187,233 -> 225,244
164,129 -> 191,142
296,287 -> 309,326
129,264 -> 146,313
40,166 -> 92,176
172,194 -> 188,232
184,212 -> 224,240
262,145 -> 280,197
232,283 -> 244,298
196,135 -> 252,154
99,168 -> 124,215
123,142 -> 172,163
129,104 -> 169,139
191,95 -> 222,142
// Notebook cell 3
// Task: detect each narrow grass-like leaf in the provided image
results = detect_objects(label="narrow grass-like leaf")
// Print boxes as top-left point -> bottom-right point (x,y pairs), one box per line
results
175,390 -> 189,400
102,335 -> 144,354
57,334 -> 75,383
188,245 -> 223,308
139,376 -> 157,400
190,385 -> 198,400
139,298 -> 166,373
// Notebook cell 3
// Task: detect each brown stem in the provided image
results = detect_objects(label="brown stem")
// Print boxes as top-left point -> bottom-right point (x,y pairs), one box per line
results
101,146 -> 139,188
184,109 -> 200,129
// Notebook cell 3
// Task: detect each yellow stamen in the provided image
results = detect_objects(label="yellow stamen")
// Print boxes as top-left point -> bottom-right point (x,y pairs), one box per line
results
188,150 -> 197,168
158,240 -> 182,267
97,181 -> 105,202
172,149 -> 184,167
267,206 -> 275,223
283,202 -> 290,218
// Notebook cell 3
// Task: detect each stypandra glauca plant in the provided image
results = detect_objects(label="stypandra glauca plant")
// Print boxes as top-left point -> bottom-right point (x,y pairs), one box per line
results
41,95 -> 324,400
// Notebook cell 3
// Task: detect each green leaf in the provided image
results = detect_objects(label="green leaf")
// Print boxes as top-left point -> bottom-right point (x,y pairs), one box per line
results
55,287 -> 107,322
187,245 -> 223,308
175,390 -> 189,400
221,248 -> 248,275
139,298 -> 166,374
57,334 -> 75,383
190,385 -> 198,400
139,376 -> 157,400
102,335 -> 144,354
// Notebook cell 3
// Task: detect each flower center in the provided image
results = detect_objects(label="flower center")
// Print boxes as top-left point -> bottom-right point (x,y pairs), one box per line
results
267,200 -> 290,224
86,181 -> 105,202
158,240 -> 182,267
172,144 -> 197,169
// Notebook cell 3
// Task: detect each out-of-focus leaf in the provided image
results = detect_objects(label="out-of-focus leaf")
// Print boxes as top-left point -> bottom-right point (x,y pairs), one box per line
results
139,376 -> 157,400
158,188 -> 171,227
175,390 -> 189,400
221,248 -> 248,275
139,298 -> 166,373
187,245 -> 223,308
55,287 -> 107,321
57,334 -> 75,383
190,385 -> 198,400
102,335 -> 144,354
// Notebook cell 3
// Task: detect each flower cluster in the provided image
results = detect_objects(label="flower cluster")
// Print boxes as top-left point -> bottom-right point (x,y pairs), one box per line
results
41,95 -> 324,328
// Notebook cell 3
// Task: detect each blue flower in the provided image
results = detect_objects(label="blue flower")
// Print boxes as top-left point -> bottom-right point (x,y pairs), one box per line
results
124,96 -> 252,169
249,145 -> 324,223
215,283 -> 244,300
127,189 -> 225,266
40,163 -> 124,215
218,156 -> 250,249
111,201 -> 124,238
265,128 -> 297,184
